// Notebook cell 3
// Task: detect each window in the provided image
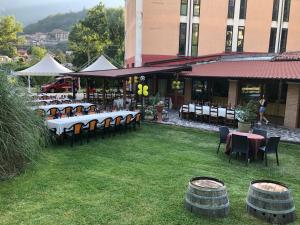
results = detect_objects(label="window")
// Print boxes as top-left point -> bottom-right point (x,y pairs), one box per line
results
180,0 -> 188,16
178,23 -> 187,55
272,0 -> 280,21
191,23 -> 199,57
237,26 -> 245,52
227,0 -> 235,19
193,0 -> 200,17
280,28 -> 288,53
239,0 -> 247,19
268,28 -> 277,53
283,0 -> 291,22
225,25 -> 233,52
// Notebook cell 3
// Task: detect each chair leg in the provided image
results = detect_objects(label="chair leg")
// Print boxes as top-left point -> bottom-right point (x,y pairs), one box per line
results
265,154 -> 268,167
71,135 -> 74,147
217,142 -> 221,154
276,152 -> 279,166
229,153 -> 232,163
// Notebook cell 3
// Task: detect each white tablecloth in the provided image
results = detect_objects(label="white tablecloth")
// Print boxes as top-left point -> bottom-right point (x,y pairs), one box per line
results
47,111 -> 138,135
181,104 -> 233,118
33,103 -> 93,112
113,98 -> 131,109
33,98 -> 70,104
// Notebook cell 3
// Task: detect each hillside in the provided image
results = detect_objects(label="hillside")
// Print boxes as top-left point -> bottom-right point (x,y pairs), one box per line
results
24,10 -> 87,34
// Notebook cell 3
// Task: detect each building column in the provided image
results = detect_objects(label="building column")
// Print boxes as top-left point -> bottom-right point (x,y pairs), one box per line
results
228,80 -> 239,107
184,78 -> 192,103
284,82 -> 300,128
152,75 -> 157,95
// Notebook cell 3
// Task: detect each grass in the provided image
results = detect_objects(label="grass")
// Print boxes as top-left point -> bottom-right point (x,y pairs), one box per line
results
0,124 -> 299,225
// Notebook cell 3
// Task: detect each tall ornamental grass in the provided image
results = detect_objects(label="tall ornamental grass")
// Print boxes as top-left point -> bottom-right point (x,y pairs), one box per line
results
0,74 -> 46,179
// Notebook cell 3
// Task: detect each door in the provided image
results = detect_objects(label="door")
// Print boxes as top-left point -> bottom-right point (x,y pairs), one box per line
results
157,79 -> 167,97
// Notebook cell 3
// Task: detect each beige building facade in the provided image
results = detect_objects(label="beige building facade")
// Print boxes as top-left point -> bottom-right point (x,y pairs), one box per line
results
125,0 -> 300,67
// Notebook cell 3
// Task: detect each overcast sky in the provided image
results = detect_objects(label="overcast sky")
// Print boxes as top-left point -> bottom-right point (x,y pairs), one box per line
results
0,0 -> 124,25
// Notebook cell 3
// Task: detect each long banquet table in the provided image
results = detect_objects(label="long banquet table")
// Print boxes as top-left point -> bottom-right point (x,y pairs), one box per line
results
33,103 -> 93,112
47,110 -> 138,135
180,104 -> 234,118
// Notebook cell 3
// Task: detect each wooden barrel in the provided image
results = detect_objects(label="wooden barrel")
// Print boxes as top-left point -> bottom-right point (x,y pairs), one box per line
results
184,177 -> 229,218
246,180 -> 296,224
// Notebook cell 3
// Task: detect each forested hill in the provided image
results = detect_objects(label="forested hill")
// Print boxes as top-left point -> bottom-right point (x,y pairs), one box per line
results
24,10 -> 87,34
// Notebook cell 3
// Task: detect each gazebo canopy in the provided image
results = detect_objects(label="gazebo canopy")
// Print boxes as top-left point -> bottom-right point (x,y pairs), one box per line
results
15,54 -> 73,76
81,55 -> 117,72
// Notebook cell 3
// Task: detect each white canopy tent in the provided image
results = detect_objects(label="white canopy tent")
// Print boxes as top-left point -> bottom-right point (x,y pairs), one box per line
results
15,54 -> 73,92
81,55 -> 117,72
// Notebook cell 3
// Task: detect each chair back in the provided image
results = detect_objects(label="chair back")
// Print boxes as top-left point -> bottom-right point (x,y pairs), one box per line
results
114,116 -> 123,126
253,128 -> 267,139
265,137 -> 280,153
48,107 -> 59,116
210,105 -> 218,117
62,106 -> 73,116
75,105 -> 84,114
232,134 -> 249,154
50,100 -> 60,105
135,112 -> 142,123
195,105 -> 203,116
88,104 -> 96,112
35,109 -> 46,117
103,117 -> 112,128
73,123 -> 84,135
125,114 -> 133,124
219,126 -> 229,143
226,108 -> 235,120
62,100 -> 71,104
182,105 -> 189,113
87,119 -> 98,131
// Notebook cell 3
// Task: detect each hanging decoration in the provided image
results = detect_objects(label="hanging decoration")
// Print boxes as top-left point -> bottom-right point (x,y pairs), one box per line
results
172,80 -> 181,90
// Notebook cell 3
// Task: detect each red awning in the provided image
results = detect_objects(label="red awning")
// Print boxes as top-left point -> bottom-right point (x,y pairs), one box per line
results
183,60 -> 300,80
63,66 -> 191,78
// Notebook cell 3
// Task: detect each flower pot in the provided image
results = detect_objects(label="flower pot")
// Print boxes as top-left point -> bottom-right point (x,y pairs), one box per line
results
238,121 -> 251,133
156,105 -> 164,122
145,115 -> 153,121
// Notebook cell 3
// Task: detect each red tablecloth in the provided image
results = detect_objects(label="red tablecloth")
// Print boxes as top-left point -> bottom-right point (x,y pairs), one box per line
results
225,131 -> 265,159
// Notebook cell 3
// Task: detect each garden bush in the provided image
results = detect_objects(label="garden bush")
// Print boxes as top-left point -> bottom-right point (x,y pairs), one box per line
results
0,73 -> 46,179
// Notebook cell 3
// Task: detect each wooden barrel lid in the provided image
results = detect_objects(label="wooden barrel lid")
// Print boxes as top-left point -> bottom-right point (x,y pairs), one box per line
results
191,177 -> 224,189
252,180 -> 288,192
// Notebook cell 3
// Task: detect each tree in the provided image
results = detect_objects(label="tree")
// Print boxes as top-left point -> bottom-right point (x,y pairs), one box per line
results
69,2 -> 110,68
28,46 -> 47,61
105,8 -> 125,66
0,16 -> 25,58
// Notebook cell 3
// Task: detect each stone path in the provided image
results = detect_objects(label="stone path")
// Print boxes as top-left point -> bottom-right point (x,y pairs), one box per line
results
161,110 -> 300,144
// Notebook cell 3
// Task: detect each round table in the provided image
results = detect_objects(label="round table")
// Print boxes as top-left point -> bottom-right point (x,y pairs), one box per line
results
226,131 -> 265,159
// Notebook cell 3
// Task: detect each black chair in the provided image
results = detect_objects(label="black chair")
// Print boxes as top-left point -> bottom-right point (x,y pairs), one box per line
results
195,105 -> 203,121
259,137 -> 280,166
225,108 -> 237,127
209,105 -> 219,124
64,122 -> 84,147
180,105 -> 189,119
85,119 -> 98,143
229,134 -> 250,165
217,126 -> 229,154
253,128 -> 267,146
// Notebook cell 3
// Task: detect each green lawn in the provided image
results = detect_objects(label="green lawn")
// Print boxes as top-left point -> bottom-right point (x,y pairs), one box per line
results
0,124 -> 299,225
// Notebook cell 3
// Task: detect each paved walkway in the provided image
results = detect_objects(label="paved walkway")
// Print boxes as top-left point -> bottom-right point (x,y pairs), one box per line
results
161,110 -> 300,144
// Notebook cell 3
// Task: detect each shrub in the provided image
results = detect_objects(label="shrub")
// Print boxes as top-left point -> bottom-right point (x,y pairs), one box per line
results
0,74 -> 47,179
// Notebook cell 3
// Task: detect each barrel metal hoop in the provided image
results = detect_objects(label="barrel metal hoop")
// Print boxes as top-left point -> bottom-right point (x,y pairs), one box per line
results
189,184 -> 226,192
185,198 -> 229,210
247,195 -> 294,204
187,191 -> 228,200
246,200 -> 296,214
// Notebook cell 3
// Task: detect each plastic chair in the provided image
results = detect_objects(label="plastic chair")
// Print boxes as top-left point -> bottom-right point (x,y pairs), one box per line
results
259,137 -> 280,166
217,126 -> 229,154
229,134 -> 250,165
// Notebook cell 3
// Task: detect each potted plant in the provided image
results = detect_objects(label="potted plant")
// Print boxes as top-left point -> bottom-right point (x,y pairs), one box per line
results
236,100 -> 259,132
144,106 -> 154,121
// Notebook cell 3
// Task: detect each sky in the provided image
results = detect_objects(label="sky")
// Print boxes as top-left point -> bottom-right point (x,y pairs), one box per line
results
0,0 -> 124,25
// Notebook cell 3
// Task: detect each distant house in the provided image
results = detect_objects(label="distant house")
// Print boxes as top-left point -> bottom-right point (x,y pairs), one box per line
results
48,29 -> 69,42
0,55 -> 12,64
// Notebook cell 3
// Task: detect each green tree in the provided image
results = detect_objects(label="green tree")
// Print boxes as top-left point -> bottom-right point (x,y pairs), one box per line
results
105,8 -> 125,66
28,46 -> 47,61
0,16 -> 25,58
69,2 -> 110,68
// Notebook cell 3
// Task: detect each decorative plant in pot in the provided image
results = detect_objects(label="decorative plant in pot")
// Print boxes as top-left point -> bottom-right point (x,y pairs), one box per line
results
236,100 -> 259,132
144,106 -> 154,121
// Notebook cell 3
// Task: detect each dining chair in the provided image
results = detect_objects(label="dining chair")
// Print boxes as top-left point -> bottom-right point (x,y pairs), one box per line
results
209,105 -> 219,124
225,108 -> 237,127
123,114 -> 133,132
195,105 -> 203,121
47,107 -> 59,120
85,119 -> 98,143
229,134 -> 250,165
253,128 -> 267,146
180,104 -> 189,119
259,137 -> 280,166
217,126 -> 229,154
61,106 -> 73,118
87,105 -> 97,115
132,112 -> 142,129
74,105 -> 84,116
99,117 -> 113,138
112,116 -> 123,135
64,122 -> 85,147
